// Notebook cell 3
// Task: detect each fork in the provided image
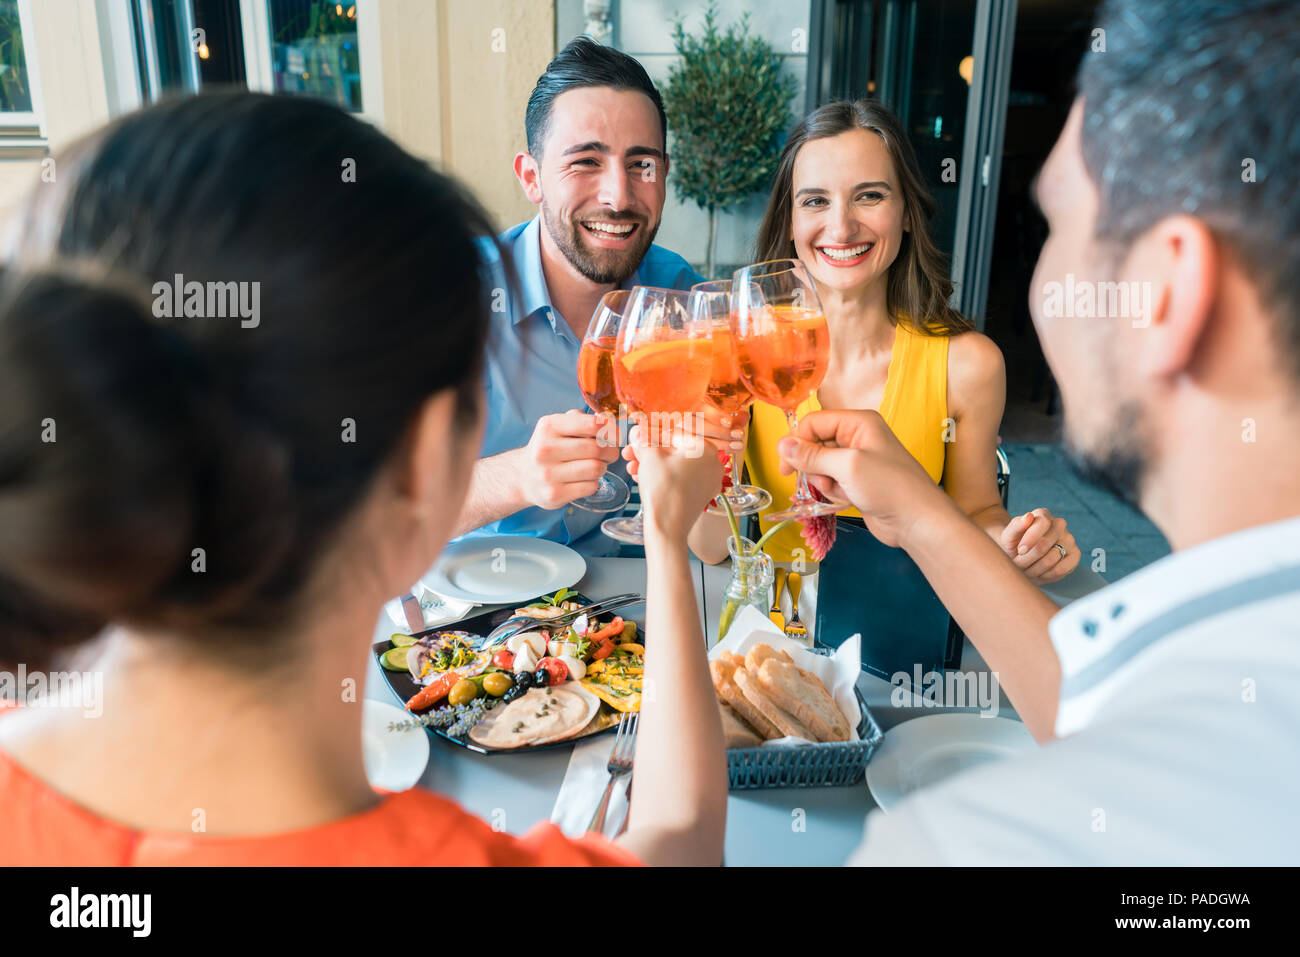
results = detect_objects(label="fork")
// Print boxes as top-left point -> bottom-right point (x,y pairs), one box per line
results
588,712 -> 638,834
768,566 -> 788,633
784,571 -> 808,643
479,593 -> 643,650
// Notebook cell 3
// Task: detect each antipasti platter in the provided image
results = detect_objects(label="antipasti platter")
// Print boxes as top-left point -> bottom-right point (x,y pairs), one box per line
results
374,589 -> 645,754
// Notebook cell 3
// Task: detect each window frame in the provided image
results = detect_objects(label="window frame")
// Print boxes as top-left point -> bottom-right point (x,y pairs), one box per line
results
0,0 -> 48,153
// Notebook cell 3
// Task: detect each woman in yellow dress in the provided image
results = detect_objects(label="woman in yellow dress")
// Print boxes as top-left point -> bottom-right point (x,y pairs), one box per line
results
696,99 -> 1079,583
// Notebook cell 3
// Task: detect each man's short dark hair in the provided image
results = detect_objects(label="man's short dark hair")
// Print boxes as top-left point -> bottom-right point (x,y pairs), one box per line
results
1078,0 -> 1299,378
525,37 -> 667,159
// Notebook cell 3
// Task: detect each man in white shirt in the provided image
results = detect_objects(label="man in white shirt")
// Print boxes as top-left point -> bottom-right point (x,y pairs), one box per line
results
776,0 -> 1300,864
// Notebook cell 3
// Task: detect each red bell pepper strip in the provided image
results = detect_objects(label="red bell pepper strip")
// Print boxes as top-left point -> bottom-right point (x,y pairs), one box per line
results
405,671 -> 459,712
587,616 -> 624,661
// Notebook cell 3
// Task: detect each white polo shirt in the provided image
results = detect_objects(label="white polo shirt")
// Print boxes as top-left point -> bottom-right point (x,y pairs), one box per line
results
848,514 -> 1300,865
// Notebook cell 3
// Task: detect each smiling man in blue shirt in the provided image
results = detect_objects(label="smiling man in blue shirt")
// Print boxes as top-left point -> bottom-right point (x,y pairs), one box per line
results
452,38 -> 704,556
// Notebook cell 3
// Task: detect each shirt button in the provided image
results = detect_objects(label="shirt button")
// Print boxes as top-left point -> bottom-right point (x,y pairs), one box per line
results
566,506 -> 575,516
1082,619 -> 1099,638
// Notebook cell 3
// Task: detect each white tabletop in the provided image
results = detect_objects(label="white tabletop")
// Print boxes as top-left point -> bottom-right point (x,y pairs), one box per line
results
365,555 -> 1108,866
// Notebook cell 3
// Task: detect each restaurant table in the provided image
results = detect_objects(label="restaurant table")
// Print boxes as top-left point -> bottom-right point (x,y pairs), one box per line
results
366,557 -> 1108,866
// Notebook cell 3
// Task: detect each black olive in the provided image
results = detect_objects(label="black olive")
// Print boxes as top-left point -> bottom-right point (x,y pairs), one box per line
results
514,671 -> 534,690
502,684 -> 524,704
533,667 -> 549,688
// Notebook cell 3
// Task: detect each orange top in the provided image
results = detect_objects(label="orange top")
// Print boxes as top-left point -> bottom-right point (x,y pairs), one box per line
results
0,703 -> 639,867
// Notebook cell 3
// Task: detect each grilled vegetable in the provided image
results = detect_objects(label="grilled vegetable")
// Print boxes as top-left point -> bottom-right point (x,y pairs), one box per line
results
405,671 -> 460,712
381,646 -> 413,671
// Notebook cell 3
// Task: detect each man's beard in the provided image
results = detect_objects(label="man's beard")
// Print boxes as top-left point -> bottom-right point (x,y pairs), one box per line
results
542,202 -> 658,285
1063,398 -> 1149,512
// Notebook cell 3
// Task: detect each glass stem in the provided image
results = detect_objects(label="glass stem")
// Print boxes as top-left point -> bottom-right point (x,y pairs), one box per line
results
786,407 -> 814,506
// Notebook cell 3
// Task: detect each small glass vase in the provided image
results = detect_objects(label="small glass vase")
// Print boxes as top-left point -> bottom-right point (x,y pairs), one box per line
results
717,535 -> 774,642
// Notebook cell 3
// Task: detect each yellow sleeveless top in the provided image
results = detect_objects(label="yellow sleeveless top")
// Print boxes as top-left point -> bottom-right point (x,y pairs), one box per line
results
745,319 -> 950,562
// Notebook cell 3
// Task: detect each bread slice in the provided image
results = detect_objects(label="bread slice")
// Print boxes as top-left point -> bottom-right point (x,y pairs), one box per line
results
745,643 -> 794,674
733,666 -> 816,740
710,658 -> 781,739
717,701 -> 763,749
755,658 -> 851,742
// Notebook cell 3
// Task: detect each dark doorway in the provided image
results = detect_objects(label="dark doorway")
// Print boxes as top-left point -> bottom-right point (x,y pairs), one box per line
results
193,0 -> 247,88
984,0 -> 1099,442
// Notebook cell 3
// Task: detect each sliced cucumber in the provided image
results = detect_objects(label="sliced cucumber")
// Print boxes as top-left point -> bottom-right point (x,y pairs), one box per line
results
381,646 -> 412,671
390,633 -> 419,647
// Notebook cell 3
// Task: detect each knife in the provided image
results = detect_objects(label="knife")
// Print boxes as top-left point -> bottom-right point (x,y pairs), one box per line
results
768,566 -> 788,632
399,593 -> 426,635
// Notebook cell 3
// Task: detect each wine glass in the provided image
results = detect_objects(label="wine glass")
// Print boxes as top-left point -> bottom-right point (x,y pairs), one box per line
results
601,286 -> 714,545
690,279 -> 772,518
572,290 -> 633,512
730,259 -> 840,521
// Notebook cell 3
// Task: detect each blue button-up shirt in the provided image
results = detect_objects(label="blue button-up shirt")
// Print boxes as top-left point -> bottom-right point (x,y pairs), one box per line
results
457,216 -> 704,556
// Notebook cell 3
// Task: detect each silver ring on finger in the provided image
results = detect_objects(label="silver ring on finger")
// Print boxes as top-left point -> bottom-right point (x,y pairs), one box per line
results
1053,543 -> 1068,560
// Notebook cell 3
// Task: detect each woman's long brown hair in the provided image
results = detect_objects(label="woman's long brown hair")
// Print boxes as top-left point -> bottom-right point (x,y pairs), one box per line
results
755,99 -> 971,336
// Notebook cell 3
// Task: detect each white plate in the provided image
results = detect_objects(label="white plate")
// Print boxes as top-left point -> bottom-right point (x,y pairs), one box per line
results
362,699 -> 430,792
865,713 -> 1034,812
423,535 -> 586,605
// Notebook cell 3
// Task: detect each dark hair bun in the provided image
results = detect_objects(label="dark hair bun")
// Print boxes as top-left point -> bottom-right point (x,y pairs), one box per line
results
0,268 -> 294,654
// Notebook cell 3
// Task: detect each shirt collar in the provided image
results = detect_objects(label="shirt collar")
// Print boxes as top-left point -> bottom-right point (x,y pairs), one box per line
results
510,215 -> 646,331
511,216 -> 556,325
1050,513 -> 1300,737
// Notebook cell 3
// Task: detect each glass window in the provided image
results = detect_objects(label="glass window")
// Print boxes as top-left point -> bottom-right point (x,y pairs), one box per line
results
268,0 -> 362,111
0,0 -> 33,114
132,0 -> 201,99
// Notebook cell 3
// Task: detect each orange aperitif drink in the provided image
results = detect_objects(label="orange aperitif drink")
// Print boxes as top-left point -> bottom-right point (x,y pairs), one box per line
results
602,286 -> 712,545
730,259 -> 839,522
705,327 -> 755,415
571,291 -> 632,514
733,305 -> 829,410
577,335 -> 619,415
614,337 -> 712,415
691,278 -> 772,518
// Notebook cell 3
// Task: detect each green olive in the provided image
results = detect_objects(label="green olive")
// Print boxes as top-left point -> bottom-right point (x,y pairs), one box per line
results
448,678 -> 480,707
482,672 -> 514,698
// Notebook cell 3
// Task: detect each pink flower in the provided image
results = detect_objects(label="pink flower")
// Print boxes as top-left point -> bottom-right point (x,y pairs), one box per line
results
798,486 -> 837,561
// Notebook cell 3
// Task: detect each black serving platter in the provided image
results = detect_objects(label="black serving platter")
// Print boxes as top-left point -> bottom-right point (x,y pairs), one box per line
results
372,591 -> 646,755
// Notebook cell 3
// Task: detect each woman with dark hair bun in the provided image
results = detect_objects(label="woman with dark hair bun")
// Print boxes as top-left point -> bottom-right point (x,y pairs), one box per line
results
0,92 -> 726,866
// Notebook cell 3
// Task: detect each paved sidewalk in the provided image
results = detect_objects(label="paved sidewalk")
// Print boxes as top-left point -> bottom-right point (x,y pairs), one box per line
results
1002,442 -> 1171,583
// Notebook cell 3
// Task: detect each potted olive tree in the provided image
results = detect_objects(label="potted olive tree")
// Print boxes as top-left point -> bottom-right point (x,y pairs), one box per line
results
662,5 -> 798,278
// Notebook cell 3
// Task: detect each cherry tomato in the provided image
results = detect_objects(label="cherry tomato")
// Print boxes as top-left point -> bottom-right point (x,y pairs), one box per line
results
492,649 -> 515,670
538,656 -> 569,685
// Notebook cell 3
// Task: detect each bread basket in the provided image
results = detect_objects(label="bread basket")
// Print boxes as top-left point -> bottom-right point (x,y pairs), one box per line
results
725,643 -> 883,789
